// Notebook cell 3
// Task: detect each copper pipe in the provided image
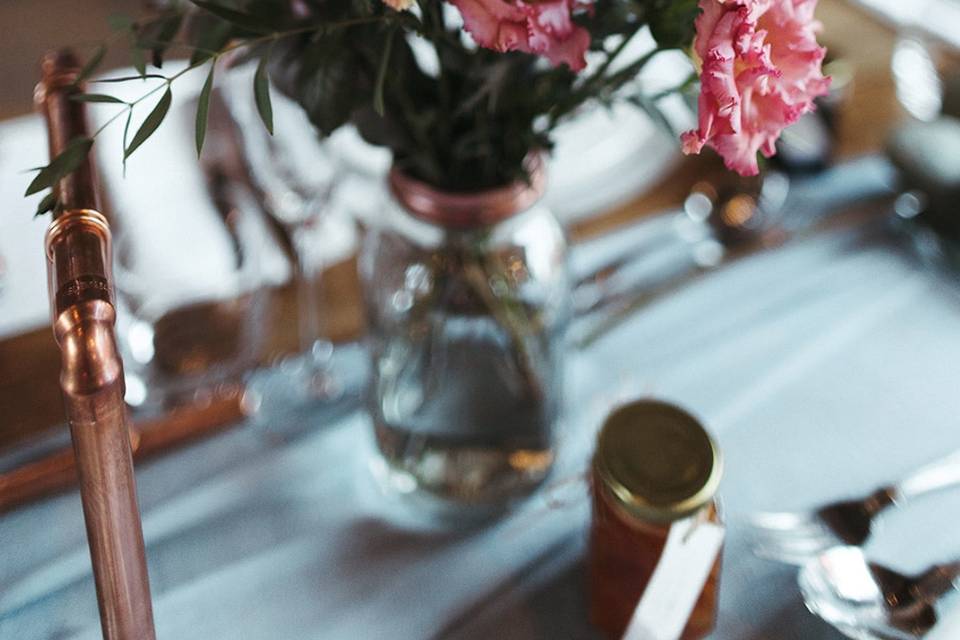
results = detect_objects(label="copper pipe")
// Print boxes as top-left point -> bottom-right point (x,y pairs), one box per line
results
37,50 -> 156,640
35,50 -> 101,212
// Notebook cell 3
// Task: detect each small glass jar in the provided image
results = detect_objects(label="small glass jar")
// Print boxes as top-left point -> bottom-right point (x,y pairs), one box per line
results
589,400 -> 723,639
359,156 -> 571,517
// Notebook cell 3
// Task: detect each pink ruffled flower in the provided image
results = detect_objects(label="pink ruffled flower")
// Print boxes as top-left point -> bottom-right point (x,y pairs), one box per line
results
450,0 -> 592,71
382,0 -> 415,10
681,0 -> 831,176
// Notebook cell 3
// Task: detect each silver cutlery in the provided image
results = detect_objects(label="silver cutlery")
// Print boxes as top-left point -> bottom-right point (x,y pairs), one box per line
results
749,449 -> 960,565
570,155 -> 896,347
799,545 -> 960,639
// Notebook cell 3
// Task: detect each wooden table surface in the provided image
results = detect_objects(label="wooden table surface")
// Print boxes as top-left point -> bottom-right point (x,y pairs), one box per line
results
0,0 -> 905,452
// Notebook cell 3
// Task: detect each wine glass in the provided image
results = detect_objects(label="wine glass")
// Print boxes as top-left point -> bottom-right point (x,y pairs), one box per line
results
889,0 -> 960,122
113,181 -> 272,412
220,64 -> 358,418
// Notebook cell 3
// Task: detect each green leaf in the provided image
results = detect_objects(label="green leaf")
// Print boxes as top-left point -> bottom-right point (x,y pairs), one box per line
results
189,18 -> 233,65
195,63 -> 216,156
108,13 -> 134,31
76,45 -> 106,84
69,93 -> 126,104
373,28 -> 396,117
121,108 -> 133,176
188,1 -> 276,34
279,40 -> 366,137
649,0 -> 700,50
137,13 -> 184,69
24,137 -> 94,197
93,73 -> 167,83
253,56 -> 273,135
125,87 -> 172,159
131,46 -> 147,77
35,192 -> 58,217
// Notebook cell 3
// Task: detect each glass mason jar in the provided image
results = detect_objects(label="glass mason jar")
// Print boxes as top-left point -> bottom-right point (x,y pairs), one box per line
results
359,156 -> 571,516
589,400 -> 724,639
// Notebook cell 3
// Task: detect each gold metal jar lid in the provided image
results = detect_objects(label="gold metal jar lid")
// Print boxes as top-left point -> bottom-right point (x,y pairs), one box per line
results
593,400 -> 722,524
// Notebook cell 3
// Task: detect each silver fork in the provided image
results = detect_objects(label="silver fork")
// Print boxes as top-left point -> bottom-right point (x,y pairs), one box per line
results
748,448 -> 960,565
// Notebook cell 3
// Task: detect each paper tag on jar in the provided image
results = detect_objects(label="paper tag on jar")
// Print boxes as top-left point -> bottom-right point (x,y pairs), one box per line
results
621,516 -> 725,640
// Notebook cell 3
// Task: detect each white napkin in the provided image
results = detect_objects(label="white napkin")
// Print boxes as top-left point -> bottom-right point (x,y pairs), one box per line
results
927,602 -> 960,639
91,63 -> 290,316
0,115 -> 52,339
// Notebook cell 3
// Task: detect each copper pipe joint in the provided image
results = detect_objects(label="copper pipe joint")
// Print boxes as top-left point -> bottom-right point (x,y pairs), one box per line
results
388,154 -> 546,229
46,209 -> 120,403
53,300 -> 122,398
46,209 -> 113,317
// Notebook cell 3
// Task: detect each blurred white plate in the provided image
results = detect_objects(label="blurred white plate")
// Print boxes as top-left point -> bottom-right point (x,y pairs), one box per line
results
850,0 -> 960,50
547,100 -> 680,223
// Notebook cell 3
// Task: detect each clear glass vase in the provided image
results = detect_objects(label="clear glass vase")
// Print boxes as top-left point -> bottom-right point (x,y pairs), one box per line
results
359,156 -> 571,517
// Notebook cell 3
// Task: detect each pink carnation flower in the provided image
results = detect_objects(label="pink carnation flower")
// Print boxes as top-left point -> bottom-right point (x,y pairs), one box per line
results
382,0 -> 415,9
681,0 -> 831,176
450,0 -> 591,71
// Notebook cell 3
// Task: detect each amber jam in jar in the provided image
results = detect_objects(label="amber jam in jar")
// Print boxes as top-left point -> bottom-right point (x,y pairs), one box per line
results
588,400 -> 723,640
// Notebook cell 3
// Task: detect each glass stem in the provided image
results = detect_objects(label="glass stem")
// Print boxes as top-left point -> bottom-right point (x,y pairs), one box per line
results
291,222 -> 331,368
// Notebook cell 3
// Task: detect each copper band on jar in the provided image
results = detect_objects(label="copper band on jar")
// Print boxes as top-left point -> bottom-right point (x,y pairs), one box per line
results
388,155 -> 546,229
